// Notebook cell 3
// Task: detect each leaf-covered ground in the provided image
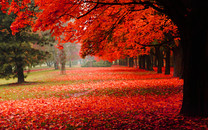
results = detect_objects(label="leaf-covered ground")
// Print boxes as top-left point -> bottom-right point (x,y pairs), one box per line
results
0,66 -> 207,129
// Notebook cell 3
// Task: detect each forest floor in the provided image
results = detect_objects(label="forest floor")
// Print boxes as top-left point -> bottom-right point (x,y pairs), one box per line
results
0,66 -> 207,129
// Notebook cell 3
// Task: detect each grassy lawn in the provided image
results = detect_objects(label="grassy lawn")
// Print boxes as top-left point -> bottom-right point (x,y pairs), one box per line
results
0,67 -> 90,101
0,66 -> 164,101
0,66 -> 207,129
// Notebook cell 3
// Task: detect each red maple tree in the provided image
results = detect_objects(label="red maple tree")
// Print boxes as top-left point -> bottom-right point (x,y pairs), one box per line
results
1,0 -> 207,117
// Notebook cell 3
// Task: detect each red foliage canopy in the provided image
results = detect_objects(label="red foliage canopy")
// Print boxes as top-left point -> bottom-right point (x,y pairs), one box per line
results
1,0 -> 178,61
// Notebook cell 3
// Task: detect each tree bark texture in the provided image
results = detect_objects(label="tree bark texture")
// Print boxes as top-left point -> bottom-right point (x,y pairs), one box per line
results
69,58 -> 72,67
165,46 -> 170,75
139,55 -> 142,69
60,49 -> 66,75
155,46 -> 163,73
179,15 -> 208,117
17,64 -> 25,83
141,55 -> 146,69
173,43 -> 183,78
146,55 -> 153,71
61,62 -> 66,75
129,57 -> 134,67
165,1 -> 208,117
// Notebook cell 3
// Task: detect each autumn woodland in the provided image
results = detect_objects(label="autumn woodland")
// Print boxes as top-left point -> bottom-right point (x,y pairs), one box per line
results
0,0 -> 207,129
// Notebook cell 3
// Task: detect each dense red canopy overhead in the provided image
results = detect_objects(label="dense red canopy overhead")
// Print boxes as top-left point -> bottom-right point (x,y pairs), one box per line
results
1,0 -> 178,61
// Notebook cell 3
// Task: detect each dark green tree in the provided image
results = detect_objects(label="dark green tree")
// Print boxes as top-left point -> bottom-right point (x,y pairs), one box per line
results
0,11 -> 49,83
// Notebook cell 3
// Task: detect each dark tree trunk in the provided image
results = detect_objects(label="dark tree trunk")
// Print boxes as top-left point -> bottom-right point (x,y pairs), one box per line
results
129,57 -> 134,67
155,46 -> 163,73
69,58 -> 72,67
146,55 -> 153,71
156,0 -> 208,117
141,55 -> 146,69
173,43 -> 183,78
124,57 -> 128,66
17,64 -> 25,83
60,49 -> 66,74
139,55 -> 142,69
165,46 -> 170,75
152,55 -> 155,67
119,59 -> 123,66
153,55 -> 157,67
134,56 -> 138,68
176,4 -> 208,117
61,62 -> 66,75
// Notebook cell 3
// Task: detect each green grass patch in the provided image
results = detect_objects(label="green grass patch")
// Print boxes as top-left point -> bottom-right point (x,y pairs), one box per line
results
0,69 -> 56,85
0,68 -> 88,101
0,86 -> 90,101
0,66 -> 181,101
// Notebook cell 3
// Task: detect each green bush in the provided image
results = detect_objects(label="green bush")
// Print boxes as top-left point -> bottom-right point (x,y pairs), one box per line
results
81,60 -> 112,67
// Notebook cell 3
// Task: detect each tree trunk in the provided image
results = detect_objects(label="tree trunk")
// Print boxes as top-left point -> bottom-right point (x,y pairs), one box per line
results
153,55 -> 157,67
139,55 -> 142,69
155,46 -> 163,73
129,57 -> 134,67
157,0 -> 208,117
178,5 -> 208,117
60,49 -> 66,74
146,55 -> 153,71
17,64 -> 25,83
134,56 -> 138,68
124,57 -> 128,66
173,43 -> 183,78
69,58 -> 72,67
61,62 -> 66,75
141,55 -> 146,69
165,46 -> 170,75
